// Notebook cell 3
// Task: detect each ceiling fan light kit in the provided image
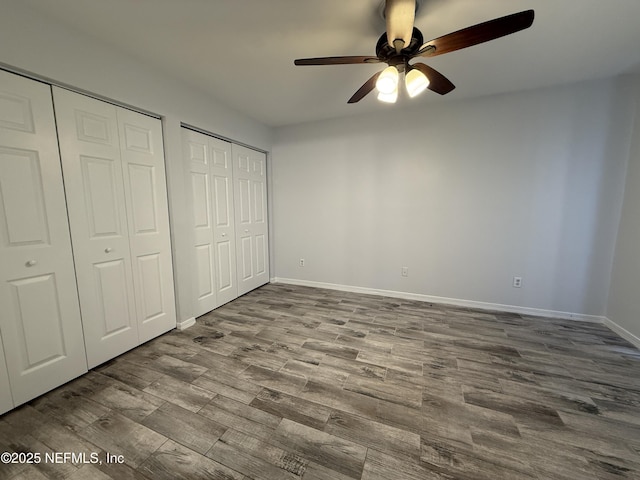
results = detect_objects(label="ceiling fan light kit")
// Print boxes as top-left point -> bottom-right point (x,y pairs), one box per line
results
374,66 -> 430,103
377,89 -> 399,104
294,2 -> 534,104
405,68 -> 429,98
376,66 -> 399,94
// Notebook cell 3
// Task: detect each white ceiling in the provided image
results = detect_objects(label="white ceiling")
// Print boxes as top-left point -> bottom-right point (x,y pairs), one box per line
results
21,0 -> 640,127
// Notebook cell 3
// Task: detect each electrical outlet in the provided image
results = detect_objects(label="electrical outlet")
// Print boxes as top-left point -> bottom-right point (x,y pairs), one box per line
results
299,258 -> 305,267
513,276 -> 522,288
401,267 -> 409,277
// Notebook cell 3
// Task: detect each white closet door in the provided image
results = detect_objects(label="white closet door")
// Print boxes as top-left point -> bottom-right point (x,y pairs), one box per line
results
233,144 -> 269,295
117,108 -> 176,343
210,137 -> 238,307
53,87 -> 139,368
184,129 -> 217,316
0,71 -> 87,405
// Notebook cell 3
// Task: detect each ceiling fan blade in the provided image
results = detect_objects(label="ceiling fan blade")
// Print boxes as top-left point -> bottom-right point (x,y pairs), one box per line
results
295,56 -> 380,66
418,9 -> 534,57
411,63 -> 455,95
348,71 -> 382,103
385,0 -> 416,52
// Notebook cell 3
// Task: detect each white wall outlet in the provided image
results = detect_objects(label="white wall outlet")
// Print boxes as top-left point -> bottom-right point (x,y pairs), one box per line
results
299,258 -> 305,267
401,267 -> 409,277
513,276 -> 522,288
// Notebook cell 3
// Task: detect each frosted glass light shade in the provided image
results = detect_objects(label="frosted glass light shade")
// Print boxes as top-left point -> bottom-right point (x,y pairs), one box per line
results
377,88 -> 398,103
376,66 -> 399,94
405,68 -> 430,98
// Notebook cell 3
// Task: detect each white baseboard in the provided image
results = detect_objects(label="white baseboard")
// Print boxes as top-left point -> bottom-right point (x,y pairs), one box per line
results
603,317 -> 640,349
272,277 -> 606,323
176,316 -> 196,331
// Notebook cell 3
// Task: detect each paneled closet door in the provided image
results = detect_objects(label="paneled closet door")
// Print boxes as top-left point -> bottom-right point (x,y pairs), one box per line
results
117,108 -> 176,343
184,128 -> 217,316
184,129 -> 239,316
233,144 -> 269,295
53,87 -> 139,368
210,137 -> 238,307
0,71 -> 87,406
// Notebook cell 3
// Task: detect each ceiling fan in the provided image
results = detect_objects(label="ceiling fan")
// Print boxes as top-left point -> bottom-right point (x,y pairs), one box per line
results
294,0 -> 534,104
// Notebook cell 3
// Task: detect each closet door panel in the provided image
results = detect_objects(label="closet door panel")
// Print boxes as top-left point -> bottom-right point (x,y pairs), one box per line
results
255,233 -> 268,277
236,178 -> 251,225
233,144 -> 269,295
183,129 -> 216,316
238,235 -> 253,281
0,71 -> 87,405
117,108 -> 176,342
53,87 -> 138,368
210,138 -> 237,306
252,176 -> 268,279
216,239 -> 234,293
194,243 -> 214,307
0,336 -> 13,414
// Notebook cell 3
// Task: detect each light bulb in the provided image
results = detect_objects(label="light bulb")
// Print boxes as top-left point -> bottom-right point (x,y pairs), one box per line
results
405,68 -> 430,98
377,88 -> 398,104
376,66 -> 399,95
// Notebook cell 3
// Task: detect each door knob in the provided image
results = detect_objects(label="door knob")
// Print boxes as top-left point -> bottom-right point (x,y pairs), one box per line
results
222,233 -> 227,237
244,229 -> 249,233
25,260 -> 37,267
105,247 -> 113,253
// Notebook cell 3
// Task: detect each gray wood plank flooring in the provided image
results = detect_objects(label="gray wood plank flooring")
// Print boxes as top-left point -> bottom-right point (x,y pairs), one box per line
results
1,283 -> 639,479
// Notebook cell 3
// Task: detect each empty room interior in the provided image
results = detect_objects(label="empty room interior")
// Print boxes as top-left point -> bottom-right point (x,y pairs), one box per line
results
1,1 -> 640,479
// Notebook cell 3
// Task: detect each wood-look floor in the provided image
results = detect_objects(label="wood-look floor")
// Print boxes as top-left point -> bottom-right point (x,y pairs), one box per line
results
2,283 -> 640,479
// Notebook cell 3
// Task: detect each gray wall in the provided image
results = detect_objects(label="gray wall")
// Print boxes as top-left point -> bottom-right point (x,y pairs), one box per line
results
271,77 -> 635,319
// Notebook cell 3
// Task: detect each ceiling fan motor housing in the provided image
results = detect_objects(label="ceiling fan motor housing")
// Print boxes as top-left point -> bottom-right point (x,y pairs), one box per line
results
376,27 -> 425,69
